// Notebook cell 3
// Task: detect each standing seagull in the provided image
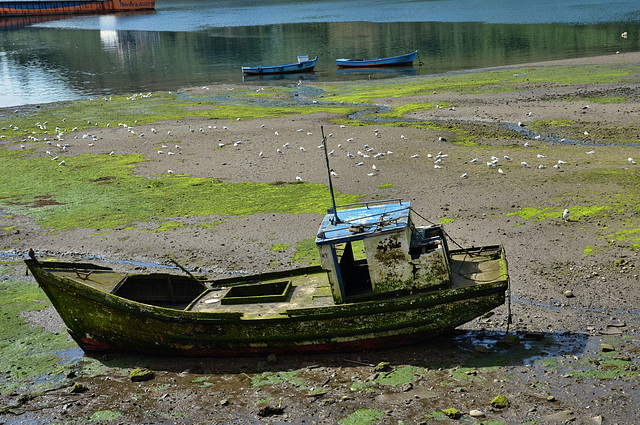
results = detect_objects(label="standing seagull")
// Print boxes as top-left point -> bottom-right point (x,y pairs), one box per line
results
562,209 -> 570,222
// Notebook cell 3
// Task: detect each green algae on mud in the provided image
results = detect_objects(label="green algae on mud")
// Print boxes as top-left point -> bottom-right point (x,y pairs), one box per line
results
0,149 -> 358,232
506,167 -> 640,253
0,267 -> 76,395
251,370 -> 307,389
0,92 -> 357,140
339,408 -> 385,425
318,63 -> 640,106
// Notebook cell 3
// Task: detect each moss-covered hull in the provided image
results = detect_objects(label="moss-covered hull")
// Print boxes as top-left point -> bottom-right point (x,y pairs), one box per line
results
24,249 -> 508,356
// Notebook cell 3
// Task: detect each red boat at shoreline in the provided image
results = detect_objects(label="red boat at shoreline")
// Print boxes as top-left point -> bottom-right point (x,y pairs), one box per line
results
0,0 -> 155,16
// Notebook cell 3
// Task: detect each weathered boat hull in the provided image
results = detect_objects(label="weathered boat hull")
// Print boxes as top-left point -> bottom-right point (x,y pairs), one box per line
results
25,250 -> 507,356
241,56 -> 318,75
0,0 -> 155,16
336,50 -> 418,68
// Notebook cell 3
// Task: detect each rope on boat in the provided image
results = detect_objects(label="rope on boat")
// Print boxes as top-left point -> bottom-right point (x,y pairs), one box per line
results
416,50 -> 424,67
409,207 -> 476,256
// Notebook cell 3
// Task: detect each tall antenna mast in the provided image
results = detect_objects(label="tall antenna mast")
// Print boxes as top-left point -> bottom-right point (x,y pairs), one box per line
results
321,126 -> 342,224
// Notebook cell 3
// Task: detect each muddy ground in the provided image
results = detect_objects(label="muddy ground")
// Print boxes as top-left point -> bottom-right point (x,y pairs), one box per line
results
1,53 -> 640,424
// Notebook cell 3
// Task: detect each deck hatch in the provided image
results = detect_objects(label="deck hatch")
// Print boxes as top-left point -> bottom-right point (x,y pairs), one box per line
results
221,280 -> 292,305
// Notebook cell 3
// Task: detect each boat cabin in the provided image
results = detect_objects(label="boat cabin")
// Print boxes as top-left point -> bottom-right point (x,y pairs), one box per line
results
315,200 -> 451,303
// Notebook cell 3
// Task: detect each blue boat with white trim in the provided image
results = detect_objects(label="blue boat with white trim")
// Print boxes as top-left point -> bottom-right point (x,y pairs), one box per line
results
241,55 -> 318,75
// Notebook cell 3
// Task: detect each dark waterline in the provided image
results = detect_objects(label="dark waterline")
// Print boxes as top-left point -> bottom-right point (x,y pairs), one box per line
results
1,0 -> 639,108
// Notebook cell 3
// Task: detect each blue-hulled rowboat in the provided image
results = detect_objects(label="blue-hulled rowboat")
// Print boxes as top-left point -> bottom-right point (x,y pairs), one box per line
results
336,50 -> 419,67
241,55 -> 318,75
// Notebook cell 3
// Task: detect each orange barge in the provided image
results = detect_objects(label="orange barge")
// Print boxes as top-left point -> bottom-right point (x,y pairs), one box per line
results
0,0 -> 155,16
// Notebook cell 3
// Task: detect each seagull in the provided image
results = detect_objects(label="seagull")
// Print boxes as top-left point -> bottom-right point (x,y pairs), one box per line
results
372,164 -> 378,171
411,154 -> 420,158
562,209 -> 570,222
438,136 -> 447,142
367,172 -> 376,176
498,168 -> 505,174
470,158 -> 479,163
434,164 -> 441,169
537,154 -> 545,158
524,142 -> 531,147
355,161 -> 364,166
277,148 -> 283,154
400,135 -> 406,140
486,162 -> 495,167
347,137 -> 354,142
274,131 -> 279,136
59,160 -> 65,165
299,147 -> 306,152
628,157 -> 636,164
330,170 -> 338,177
219,143 -> 225,148
167,170 -> 174,174
558,160 -> 566,164
521,161 -> 530,167
282,143 -> 290,148
296,176 -> 302,181
157,150 -> 164,154
109,151 -> 115,156
347,152 -> 355,158
586,150 -> 595,155
538,165 -> 546,169
460,172 -> 468,178
328,150 -> 335,155
504,155 -> 512,161
259,151 -> 264,158
553,164 -> 562,170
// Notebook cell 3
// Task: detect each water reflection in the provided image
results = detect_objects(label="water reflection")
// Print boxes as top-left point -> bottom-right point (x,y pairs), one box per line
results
1,7 -> 640,108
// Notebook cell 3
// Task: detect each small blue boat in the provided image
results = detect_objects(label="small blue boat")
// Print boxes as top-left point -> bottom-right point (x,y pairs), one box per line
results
336,50 -> 419,68
241,55 -> 318,75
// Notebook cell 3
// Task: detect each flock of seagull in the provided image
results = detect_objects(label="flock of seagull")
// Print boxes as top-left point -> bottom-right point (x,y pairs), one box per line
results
4,115 -> 637,184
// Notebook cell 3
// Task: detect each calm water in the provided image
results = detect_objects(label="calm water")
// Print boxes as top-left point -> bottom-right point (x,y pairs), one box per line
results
1,0 -> 640,108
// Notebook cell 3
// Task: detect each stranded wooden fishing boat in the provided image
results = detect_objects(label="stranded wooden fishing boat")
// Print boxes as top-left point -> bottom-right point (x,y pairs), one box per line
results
25,199 -> 509,357
241,55 -> 318,75
336,50 -> 419,67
